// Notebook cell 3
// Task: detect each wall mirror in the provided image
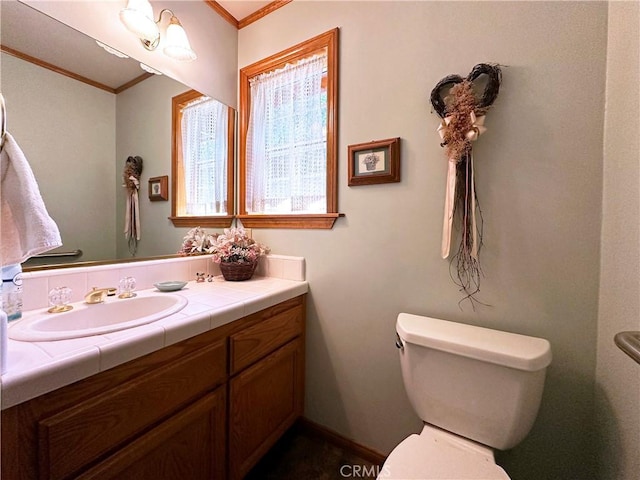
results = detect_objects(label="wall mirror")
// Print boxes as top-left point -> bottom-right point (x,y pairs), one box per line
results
0,1 -> 236,269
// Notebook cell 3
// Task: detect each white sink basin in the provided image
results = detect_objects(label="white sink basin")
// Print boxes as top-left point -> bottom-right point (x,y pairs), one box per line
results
8,293 -> 187,341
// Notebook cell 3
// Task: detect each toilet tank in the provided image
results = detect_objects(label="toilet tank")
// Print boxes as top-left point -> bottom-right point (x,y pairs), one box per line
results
396,313 -> 552,450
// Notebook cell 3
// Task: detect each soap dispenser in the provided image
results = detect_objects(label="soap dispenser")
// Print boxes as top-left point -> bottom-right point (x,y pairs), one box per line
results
2,263 -> 23,321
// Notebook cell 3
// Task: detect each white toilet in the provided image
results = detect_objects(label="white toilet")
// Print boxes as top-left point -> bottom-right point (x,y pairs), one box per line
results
379,313 -> 552,480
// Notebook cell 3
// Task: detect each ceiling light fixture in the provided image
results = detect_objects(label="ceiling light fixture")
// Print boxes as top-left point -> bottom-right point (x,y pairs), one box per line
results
140,63 -> 163,75
119,0 -> 197,62
96,40 -> 129,59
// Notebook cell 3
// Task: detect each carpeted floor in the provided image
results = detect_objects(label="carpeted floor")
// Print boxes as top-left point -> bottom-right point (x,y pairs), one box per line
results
245,428 -> 381,480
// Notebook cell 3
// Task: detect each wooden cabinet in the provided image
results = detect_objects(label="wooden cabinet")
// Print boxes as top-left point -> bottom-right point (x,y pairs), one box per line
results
229,339 -> 304,479
40,340 -> 227,480
230,302 -> 304,374
228,295 -> 305,479
76,388 -> 227,480
1,294 -> 306,480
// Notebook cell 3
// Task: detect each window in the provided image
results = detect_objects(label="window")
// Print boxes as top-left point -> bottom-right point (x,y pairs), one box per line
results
239,28 -> 340,229
170,90 -> 235,227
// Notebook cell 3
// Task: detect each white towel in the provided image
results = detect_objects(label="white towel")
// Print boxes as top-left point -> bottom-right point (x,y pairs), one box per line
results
1,132 -> 62,265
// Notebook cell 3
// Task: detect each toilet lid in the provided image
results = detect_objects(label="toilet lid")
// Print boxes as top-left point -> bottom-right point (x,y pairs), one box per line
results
379,426 -> 510,480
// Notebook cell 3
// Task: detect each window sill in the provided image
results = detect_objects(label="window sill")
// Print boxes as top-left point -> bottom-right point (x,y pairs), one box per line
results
237,213 -> 343,229
169,216 -> 234,228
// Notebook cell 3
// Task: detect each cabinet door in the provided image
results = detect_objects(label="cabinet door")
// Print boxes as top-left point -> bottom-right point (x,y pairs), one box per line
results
229,338 -> 304,479
77,387 -> 226,480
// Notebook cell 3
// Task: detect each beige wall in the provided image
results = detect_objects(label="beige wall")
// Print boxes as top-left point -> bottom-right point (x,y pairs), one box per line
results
238,2 -> 608,479
1,53 -> 117,262
596,2 -> 640,479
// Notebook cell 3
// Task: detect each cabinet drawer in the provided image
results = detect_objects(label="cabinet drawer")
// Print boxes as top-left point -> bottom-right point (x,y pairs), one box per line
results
76,387 -> 226,480
230,304 -> 303,374
38,340 -> 226,480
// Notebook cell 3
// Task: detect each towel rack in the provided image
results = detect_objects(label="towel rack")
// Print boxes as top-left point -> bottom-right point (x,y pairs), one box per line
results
33,249 -> 83,259
614,331 -> 640,365
0,92 -> 6,152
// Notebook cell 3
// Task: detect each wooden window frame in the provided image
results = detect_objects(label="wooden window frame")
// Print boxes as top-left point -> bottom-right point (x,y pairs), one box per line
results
238,28 -> 341,229
169,89 -> 235,228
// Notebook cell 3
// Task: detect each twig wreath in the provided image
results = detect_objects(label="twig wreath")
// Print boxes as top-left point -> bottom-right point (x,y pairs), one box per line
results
430,63 -> 502,307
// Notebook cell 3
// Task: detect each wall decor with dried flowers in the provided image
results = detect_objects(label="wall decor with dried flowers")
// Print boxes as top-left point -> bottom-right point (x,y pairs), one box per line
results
430,63 -> 502,307
123,155 -> 143,255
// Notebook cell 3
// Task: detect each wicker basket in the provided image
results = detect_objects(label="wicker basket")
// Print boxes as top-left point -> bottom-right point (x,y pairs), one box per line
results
219,260 -> 258,281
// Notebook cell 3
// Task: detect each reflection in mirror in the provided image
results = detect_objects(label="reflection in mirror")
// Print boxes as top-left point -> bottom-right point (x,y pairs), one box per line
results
170,90 -> 234,228
0,1 -> 235,269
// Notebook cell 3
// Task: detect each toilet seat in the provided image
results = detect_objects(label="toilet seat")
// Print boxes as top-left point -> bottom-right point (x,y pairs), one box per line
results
378,424 -> 511,480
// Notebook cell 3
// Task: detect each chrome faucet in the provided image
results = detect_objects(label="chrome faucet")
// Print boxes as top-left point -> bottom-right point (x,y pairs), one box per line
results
84,287 -> 117,304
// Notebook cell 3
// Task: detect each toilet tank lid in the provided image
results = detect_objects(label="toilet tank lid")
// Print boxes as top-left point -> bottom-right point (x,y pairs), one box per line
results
396,313 -> 552,371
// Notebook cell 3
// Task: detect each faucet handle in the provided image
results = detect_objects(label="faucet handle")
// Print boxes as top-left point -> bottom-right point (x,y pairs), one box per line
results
118,276 -> 137,299
48,286 -> 73,313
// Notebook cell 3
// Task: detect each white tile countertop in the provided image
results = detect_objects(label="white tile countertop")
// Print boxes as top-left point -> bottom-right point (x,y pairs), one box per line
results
1,275 -> 308,410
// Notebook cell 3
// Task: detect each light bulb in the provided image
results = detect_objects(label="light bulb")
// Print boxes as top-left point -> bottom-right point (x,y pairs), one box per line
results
163,15 -> 197,62
119,0 -> 159,43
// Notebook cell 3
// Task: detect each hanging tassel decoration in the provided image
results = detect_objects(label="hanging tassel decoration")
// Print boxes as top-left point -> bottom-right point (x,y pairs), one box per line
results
123,156 -> 143,255
430,64 -> 502,307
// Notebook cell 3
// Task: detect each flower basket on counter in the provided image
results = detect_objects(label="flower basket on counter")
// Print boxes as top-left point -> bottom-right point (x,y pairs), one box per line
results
219,260 -> 258,281
211,227 -> 269,281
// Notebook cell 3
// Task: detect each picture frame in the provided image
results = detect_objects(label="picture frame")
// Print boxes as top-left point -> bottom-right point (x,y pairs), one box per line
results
348,137 -> 401,186
148,175 -> 168,201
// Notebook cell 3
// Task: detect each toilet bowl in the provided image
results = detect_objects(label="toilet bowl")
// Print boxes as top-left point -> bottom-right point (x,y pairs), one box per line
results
379,424 -> 509,480
380,313 -> 552,480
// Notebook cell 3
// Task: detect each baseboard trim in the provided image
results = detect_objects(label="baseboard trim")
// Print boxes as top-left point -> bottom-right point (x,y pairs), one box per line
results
296,417 -> 387,466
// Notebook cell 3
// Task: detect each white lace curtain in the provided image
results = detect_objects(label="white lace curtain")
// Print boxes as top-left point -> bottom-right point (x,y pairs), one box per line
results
181,97 -> 228,215
246,53 -> 327,214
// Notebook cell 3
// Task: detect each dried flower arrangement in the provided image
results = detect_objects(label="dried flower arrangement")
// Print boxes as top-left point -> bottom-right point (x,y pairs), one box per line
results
210,227 -> 269,264
430,63 -> 502,307
177,227 -> 216,256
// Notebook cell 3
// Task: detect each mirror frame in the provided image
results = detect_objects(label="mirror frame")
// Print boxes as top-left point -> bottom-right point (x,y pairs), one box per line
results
23,254 -> 184,272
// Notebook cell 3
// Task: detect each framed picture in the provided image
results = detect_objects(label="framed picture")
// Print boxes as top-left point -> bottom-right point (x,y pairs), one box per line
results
348,137 -> 401,186
148,176 -> 168,201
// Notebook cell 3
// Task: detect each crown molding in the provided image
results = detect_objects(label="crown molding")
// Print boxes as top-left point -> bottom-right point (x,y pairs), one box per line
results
204,1 -> 292,30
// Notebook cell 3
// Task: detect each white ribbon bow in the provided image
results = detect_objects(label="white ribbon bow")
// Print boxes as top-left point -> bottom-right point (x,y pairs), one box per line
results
437,115 -> 452,141
437,112 -> 487,142
129,175 -> 140,190
465,111 -> 486,141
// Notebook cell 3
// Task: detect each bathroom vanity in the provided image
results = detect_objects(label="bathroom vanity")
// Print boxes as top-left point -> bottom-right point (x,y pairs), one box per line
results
2,294 -> 305,480
1,255 -> 308,480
